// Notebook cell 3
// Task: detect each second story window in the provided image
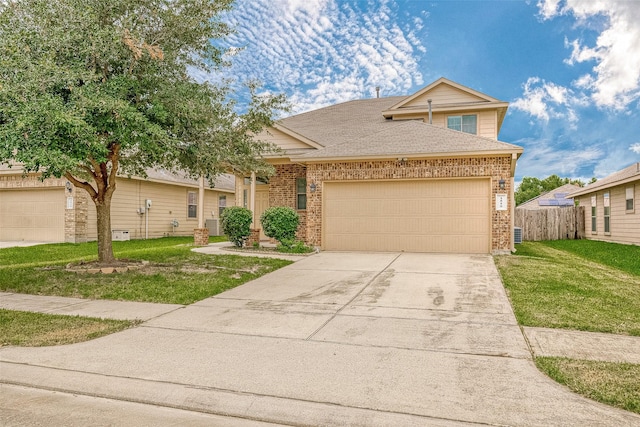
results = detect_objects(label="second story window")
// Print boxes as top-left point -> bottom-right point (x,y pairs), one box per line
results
447,114 -> 477,134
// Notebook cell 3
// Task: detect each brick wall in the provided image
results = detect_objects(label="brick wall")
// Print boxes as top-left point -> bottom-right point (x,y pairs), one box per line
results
296,157 -> 513,252
270,164 -> 307,241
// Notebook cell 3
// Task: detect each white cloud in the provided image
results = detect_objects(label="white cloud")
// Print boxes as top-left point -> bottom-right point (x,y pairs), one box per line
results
214,0 -> 426,113
630,143 -> 640,154
515,137 -> 603,178
512,77 -> 578,125
538,0 -> 640,110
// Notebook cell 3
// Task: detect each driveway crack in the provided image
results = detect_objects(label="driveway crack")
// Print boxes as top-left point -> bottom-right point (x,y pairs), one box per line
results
304,253 -> 402,340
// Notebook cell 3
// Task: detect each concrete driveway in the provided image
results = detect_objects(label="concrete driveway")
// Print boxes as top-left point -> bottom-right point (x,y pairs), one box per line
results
1,252 -> 638,426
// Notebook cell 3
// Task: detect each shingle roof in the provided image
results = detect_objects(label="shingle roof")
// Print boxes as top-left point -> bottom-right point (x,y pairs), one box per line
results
517,183 -> 582,210
296,120 -> 522,160
569,162 -> 640,197
275,95 -> 522,160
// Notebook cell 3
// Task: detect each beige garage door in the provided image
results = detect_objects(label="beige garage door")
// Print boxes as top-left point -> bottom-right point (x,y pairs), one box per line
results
0,189 -> 65,242
323,179 -> 490,253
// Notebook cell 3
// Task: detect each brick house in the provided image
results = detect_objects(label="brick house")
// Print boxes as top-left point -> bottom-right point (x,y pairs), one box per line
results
236,78 -> 523,254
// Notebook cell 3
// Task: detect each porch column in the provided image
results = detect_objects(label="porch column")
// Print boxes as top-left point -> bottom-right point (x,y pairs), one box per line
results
193,175 -> 208,246
250,171 -> 257,227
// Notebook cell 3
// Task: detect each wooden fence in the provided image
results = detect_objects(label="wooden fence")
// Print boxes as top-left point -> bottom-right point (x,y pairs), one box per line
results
514,206 -> 585,241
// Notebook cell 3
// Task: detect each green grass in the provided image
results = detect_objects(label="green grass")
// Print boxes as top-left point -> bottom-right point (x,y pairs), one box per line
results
0,236 -> 292,304
543,239 -> 640,277
494,241 -> 640,336
0,309 -> 136,347
536,357 -> 640,415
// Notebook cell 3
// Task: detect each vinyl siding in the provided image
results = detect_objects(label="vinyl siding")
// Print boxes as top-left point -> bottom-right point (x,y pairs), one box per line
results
404,83 -> 485,107
577,181 -> 640,245
86,178 -> 233,240
257,127 -> 314,150
401,110 -> 498,139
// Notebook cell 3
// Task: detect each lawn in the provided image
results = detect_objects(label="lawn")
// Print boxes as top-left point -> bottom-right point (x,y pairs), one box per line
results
494,241 -> 640,336
0,236 -> 292,305
495,240 -> 640,415
0,309 -> 136,347
0,237 -> 293,347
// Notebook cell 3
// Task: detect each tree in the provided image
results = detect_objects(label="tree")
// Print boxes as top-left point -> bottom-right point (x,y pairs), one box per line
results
0,0 -> 286,264
515,175 -> 586,205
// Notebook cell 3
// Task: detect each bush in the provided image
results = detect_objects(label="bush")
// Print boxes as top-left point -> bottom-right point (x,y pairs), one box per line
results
220,206 -> 253,247
277,239 -> 314,254
260,206 -> 299,246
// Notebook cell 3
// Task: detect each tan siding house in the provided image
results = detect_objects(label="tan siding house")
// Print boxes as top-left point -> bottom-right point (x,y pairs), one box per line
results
569,163 -> 640,246
0,166 -> 234,243
239,77 -> 523,254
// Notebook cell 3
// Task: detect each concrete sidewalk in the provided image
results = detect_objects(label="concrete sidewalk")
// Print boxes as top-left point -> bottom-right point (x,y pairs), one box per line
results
2,249 -> 639,426
2,291 -> 639,364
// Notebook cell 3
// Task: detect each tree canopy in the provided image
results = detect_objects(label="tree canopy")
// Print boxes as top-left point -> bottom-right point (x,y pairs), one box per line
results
515,175 -> 591,205
0,0 -> 287,262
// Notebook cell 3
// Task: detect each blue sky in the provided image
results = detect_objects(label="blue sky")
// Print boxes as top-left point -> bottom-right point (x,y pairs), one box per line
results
208,0 -> 640,183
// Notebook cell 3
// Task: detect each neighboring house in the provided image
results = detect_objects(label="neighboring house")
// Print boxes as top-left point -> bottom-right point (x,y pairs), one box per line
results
569,162 -> 640,246
517,184 -> 581,210
0,165 -> 235,243
237,77 -> 523,254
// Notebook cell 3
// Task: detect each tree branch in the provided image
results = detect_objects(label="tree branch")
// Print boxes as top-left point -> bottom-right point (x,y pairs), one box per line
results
64,172 -> 97,199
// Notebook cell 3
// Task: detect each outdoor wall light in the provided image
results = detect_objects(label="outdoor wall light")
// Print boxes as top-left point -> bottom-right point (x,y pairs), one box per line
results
65,181 -> 73,193
499,179 -> 506,190
310,183 -> 317,193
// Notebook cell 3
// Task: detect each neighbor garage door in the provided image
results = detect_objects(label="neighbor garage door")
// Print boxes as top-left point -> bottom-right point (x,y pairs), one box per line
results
323,179 -> 490,253
0,189 -> 65,242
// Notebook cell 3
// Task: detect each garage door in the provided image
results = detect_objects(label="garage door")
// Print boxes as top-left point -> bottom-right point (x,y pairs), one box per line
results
323,179 -> 490,253
0,189 -> 65,242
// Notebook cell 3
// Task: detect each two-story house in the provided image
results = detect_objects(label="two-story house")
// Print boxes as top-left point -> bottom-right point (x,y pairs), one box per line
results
236,77 -> 523,254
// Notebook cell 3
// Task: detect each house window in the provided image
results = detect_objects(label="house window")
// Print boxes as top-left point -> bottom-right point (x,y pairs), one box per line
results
243,189 -> 248,208
447,115 -> 477,134
591,196 -> 597,233
218,195 -> 226,217
604,192 -> 610,234
296,178 -> 307,210
187,191 -> 197,218
626,186 -> 635,212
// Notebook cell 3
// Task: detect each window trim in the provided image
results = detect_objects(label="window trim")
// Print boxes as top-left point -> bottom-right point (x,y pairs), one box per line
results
218,195 -> 226,218
626,186 -> 635,213
296,177 -> 307,211
447,114 -> 477,135
187,191 -> 197,219
603,192 -> 610,235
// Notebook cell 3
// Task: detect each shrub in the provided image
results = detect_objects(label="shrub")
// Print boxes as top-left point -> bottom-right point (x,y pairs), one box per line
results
277,239 -> 314,254
220,206 -> 253,247
260,206 -> 299,246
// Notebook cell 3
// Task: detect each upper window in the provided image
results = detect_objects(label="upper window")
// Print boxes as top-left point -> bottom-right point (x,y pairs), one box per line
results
591,195 -> 597,233
626,186 -> 635,212
447,114 -> 477,134
296,178 -> 307,210
187,191 -> 197,219
603,192 -> 610,234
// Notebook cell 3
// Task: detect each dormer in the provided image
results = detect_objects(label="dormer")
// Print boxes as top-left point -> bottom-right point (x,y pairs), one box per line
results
382,77 -> 509,140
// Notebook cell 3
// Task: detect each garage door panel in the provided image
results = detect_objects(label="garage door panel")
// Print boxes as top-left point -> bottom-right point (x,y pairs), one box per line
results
0,189 -> 65,242
324,179 -> 490,254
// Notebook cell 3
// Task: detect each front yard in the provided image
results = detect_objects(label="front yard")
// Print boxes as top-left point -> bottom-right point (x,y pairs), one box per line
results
495,240 -> 640,414
0,237 -> 292,346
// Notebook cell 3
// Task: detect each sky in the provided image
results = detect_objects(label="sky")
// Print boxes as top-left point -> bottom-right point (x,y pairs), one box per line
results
207,0 -> 640,184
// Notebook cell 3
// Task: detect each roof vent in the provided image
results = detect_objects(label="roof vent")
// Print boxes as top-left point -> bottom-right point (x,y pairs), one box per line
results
428,99 -> 432,124
375,86 -> 380,98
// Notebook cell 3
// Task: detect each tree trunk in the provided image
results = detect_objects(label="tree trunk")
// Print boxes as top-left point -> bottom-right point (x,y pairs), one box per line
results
95,198 -> 115,264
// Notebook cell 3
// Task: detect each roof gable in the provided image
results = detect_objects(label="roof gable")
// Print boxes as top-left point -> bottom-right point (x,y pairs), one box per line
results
570,162 -> 640,197
386,77 -> 502,112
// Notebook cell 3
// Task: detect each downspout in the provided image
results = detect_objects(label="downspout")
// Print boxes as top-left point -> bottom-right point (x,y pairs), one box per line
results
427,99 -> 432,124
